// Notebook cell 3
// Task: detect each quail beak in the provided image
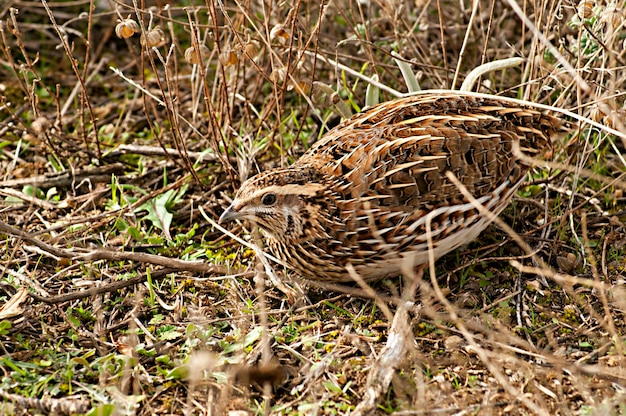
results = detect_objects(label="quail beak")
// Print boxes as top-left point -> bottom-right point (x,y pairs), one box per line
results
219,204 -> 241,224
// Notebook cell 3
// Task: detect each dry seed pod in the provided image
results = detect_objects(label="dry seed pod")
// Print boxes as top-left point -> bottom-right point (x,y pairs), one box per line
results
293,81 -> 310,95
219,49 -> 238,67
310,82 -> 330,105
604,108 -> 626,130
243,40 -> 261,59
601,5 -> 624,29
185,45 -> 209,64
269,66 -> 287,84
141,26 -> 166,48
270,24 -> 290,45
577,0 -> 594,19
284,79 -> 296,91
31,116 -> 50,134
589,105 -> 605,123
116,18 -> 139,39
556,253 -> 579,274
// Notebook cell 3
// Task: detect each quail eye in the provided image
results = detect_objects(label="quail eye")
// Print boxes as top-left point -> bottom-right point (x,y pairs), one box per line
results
261,193 -> 277,206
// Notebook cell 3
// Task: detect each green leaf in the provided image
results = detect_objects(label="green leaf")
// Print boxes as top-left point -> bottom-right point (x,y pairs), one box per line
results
159,329 -> 183,341
323,380 -> 343,394
0,320 -> 12,336
221,327 -> 263,354
166,365 -> 189,380
365,74 -> 380,107
392,51 -> 421,92
86,404 -> 116,416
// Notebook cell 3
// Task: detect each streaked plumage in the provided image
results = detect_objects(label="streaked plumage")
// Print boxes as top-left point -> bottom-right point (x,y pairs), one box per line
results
220,91 -> 566,282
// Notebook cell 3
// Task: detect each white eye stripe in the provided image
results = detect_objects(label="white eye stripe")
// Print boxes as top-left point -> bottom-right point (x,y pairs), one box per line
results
248,184 -> 326,200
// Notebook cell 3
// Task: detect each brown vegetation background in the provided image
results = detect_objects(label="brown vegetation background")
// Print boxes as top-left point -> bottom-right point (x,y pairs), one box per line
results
1,0 -> 625,414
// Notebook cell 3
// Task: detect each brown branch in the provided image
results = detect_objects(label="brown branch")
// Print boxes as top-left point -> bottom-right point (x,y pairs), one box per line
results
29,268 -> 173,304
0,163 -> 126,189
0,390 -> 90,416
0,220 -> 229,273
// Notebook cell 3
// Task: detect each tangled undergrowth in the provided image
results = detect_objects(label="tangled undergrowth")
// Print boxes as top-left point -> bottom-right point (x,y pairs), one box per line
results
1,0 -> 625,414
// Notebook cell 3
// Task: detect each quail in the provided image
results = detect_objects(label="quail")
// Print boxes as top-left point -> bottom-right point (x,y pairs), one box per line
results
220,91 -> 566,282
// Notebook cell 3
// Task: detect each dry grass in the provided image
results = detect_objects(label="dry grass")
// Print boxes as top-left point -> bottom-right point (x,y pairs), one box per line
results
1,0 -> 625,414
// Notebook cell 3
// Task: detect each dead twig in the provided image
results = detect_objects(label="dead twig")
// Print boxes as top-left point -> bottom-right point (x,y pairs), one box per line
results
0,220 -> 230,275
0,163 -> 126,189
0,390 -> 90,416
29,267 -> 176,304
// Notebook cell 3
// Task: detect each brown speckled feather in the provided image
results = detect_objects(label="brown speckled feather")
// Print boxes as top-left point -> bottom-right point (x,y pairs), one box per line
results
220,92 -> 567,282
